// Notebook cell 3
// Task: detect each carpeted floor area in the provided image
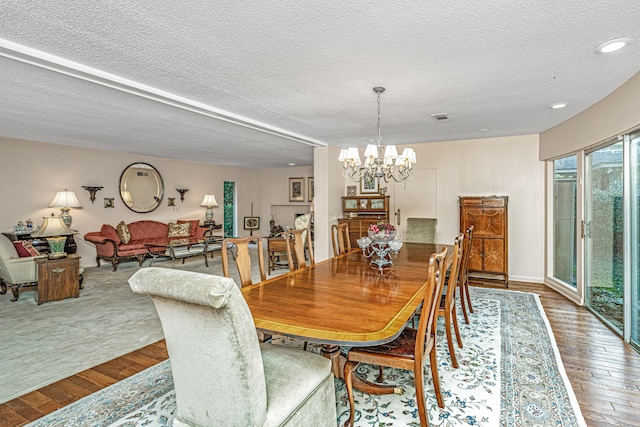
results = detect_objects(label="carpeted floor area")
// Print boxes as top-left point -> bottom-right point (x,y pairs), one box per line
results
0,249 -> 284,404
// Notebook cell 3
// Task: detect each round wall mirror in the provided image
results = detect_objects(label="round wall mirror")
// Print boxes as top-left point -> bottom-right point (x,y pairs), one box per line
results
119,162 -> 164,213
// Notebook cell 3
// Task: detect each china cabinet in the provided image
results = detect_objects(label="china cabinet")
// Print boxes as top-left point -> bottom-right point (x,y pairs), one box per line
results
338,195 -> 390,245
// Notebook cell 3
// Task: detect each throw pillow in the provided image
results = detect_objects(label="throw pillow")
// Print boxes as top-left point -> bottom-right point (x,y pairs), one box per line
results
13,241 -> 40,257
116,221 -> 131,244
168,222 -> 191,238
177,219 -> 199,237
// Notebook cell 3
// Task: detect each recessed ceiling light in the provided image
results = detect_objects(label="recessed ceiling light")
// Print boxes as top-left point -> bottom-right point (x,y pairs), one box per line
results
596,37 -> 632,53
550,102 -> 568,109
288,162 -> 296,166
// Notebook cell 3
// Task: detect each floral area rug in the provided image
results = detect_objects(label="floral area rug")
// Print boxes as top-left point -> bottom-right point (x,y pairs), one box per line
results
26,288 -> 586,427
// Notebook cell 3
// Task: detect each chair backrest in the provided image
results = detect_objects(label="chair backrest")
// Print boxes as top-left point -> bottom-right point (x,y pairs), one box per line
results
285,228 -> 314,271
331,223 -> 351,256
414,246 -> 448,356
405,218 -> 437,243
128,268 -> 268,426
221,235 -> 266,287
444,233 -> 464,307
0,234 -> 19,261
458,225 -> 474,286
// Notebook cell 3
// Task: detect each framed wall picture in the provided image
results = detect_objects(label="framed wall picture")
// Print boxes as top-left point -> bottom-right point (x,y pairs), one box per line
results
308,177 -> 314,201
289,177 -> 304,202
244,216 -> 260,230
360,171 -> 379,194
347,185 -> 357,196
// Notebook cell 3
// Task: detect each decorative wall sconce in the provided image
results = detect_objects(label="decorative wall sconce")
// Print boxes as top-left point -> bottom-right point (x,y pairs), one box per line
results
82,186 -> 104,204
176,188 -> 189,202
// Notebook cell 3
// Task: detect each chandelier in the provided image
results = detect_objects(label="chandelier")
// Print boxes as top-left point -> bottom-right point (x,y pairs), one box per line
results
339,87 -> 416,185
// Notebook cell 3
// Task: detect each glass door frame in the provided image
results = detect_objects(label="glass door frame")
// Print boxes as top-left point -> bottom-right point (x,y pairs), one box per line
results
545,155 -> 585,305
584,136 -> 629,340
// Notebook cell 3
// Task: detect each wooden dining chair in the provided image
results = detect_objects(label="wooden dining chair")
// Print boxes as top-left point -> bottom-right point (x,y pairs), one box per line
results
221,235 -> 270,342
331,223 -> 352,256
284,228 -> 315,351
285,228 -> 314,271
458,225 -> 475,324
221,235 -> 266,288
437,233 -> 464,368
344,246 -> 448,427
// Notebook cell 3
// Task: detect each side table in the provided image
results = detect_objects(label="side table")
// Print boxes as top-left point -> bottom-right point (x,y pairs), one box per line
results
2,231 -> 77,254
35,254 -> 81,304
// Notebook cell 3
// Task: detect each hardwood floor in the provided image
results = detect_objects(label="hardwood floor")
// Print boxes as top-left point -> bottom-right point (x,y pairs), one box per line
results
1,281 -> 639,426
0,341 -> 169,426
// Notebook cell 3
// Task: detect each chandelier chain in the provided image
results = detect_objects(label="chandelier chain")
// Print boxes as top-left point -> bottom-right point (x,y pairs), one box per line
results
338,86 -> 416,185
376,90 -> 382,144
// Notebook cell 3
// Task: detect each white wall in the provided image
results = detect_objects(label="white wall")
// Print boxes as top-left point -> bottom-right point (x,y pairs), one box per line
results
252,166 -> 314,236
338,134 -> 545,282
0,137 -> 256,266
2,134 -> 544,281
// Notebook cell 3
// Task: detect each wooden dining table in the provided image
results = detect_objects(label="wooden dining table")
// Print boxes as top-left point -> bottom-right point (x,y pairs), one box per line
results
241,242 -> 454,380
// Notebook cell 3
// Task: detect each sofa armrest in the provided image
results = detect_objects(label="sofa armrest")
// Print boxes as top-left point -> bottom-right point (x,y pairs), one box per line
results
84,233 -> 119,257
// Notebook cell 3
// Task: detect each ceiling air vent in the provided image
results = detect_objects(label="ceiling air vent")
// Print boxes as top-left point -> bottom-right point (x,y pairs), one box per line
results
430,113 -> 450,122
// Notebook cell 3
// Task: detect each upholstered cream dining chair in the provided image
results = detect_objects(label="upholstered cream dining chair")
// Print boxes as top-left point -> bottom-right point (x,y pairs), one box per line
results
129,268 -> 337,427
404,218 -> 437,243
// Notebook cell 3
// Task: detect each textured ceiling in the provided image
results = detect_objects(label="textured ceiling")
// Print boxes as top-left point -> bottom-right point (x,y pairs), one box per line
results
1,1 -> 639,168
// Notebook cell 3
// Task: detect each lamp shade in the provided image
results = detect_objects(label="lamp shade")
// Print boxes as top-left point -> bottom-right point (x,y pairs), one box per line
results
31,216 -> 76,237
48,190 -> 82,208
200,194 -> 218,207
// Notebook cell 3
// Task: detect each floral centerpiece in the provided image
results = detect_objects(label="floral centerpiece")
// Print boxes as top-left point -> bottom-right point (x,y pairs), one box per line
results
368,222 -> 396,242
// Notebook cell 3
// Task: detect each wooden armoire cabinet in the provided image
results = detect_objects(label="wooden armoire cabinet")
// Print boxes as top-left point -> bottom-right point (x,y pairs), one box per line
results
459,196 -> 508,287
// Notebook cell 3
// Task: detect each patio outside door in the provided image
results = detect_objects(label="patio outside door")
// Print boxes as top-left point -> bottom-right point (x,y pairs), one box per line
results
585,141 -> 624,334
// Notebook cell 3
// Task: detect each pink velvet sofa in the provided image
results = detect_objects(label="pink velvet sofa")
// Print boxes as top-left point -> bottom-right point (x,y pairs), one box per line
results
84,219 -> 205,271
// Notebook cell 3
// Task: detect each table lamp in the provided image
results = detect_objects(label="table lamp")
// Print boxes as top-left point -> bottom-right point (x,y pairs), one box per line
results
48,189 -> 82,227
31,215 -> 76,258
201,194 -> 218,225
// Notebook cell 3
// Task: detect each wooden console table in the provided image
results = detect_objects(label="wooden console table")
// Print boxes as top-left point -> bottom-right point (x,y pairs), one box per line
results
35,254 -> 81,304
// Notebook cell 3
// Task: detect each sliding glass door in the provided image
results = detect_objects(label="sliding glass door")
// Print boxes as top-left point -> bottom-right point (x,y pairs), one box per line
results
585,141 -> 624,333
552,155 -> 578,287
630,131 -> 640,350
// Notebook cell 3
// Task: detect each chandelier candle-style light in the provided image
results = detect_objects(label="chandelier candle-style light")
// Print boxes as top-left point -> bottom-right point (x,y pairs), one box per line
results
339,87 -> 416,185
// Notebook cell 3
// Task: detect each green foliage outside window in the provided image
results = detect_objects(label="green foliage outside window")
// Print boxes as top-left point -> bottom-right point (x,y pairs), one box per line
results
223,181 -> 234,238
